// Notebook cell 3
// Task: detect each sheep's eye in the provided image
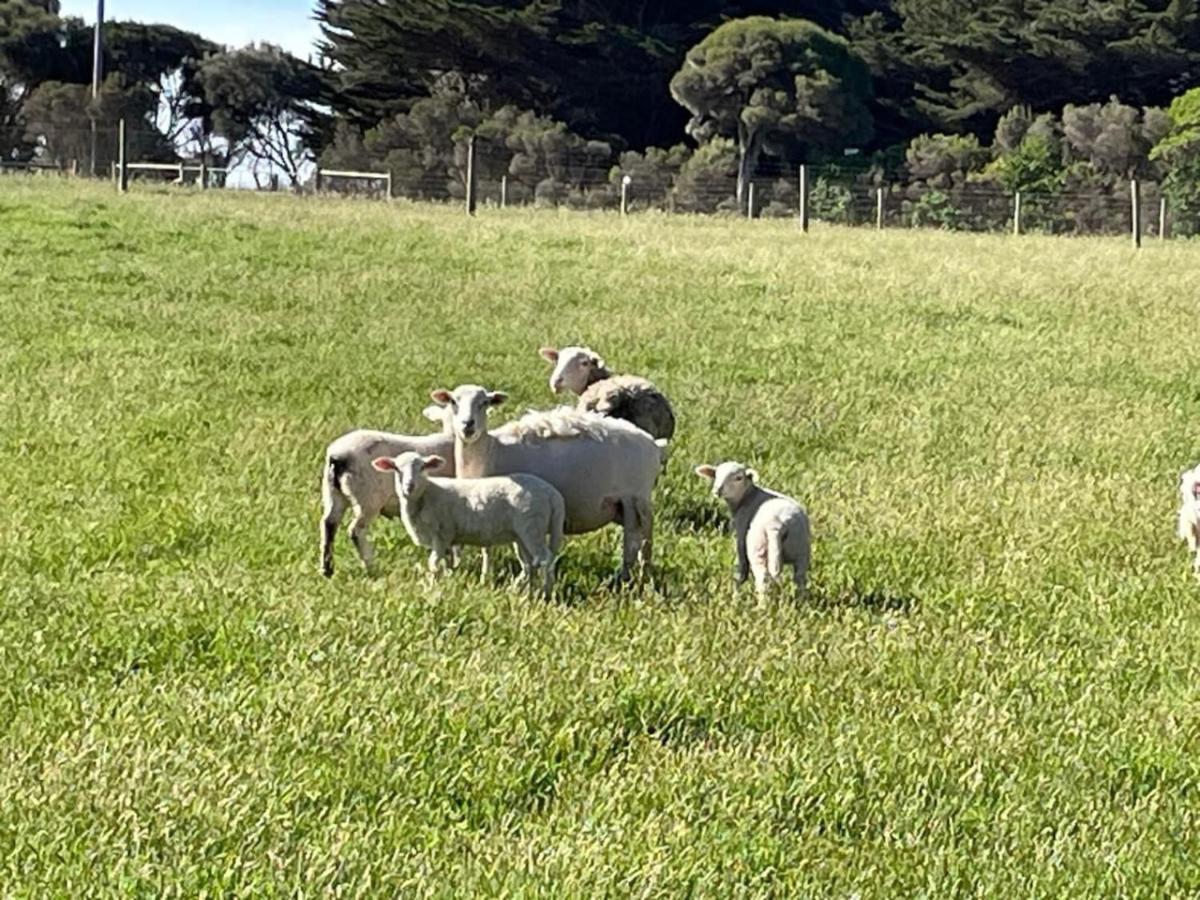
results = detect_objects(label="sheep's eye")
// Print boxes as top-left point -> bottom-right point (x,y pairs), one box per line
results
735,474 -> 744,480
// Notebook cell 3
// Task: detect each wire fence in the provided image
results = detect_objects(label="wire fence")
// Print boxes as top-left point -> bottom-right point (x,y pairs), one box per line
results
0,122 -> 1185,240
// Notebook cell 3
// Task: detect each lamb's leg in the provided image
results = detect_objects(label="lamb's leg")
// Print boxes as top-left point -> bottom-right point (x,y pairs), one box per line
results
348,502 -> 379,574
619,498 -> 640,584
636,497 -> 654,578
514,541 -> 535,593
320,474 -> 348,578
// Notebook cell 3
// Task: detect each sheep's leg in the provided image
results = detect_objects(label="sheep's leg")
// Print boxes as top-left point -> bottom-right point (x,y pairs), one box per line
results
636,497 -> 654,577
348,503 -> 379,574
428,541 -> 453,584
617,496 -> 652,585
479,547 -> 492,584
320,475 -> 348,578
514,541 -> 535,593
734,532 -> 750,589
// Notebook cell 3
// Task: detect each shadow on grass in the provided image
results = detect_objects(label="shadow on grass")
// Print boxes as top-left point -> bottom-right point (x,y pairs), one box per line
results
810,582 -> 919,615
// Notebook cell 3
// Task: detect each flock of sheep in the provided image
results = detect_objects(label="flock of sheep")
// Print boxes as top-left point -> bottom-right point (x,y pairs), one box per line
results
318,344 -> 1200,598
318,346 -> 810,598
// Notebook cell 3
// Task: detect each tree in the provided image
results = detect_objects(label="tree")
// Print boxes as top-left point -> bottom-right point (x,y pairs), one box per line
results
313,0 -> 875,152
105,23 -> 218,149
1152,87 -> 1200,233
857,0 -> 1200,140
22,75 -> 165,167
200,44 -> 321,187
670,16 -> 873,207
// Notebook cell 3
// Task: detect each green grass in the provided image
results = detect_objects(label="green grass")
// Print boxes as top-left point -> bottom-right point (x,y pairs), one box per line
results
3,177 -> 1200,896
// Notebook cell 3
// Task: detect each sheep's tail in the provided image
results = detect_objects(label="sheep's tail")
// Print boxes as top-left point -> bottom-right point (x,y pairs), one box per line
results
655,438 -> 671,469
549,491 -> 566,558
765,525 -> 785,579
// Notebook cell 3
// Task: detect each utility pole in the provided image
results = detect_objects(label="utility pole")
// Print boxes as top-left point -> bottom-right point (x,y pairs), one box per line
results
89,0 -> 104,176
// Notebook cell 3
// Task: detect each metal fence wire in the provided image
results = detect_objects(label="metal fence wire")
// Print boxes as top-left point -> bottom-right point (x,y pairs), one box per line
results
1,122 -> 1187,240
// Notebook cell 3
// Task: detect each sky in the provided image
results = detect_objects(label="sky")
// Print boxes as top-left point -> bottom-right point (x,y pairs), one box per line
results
58,1 -> 322,59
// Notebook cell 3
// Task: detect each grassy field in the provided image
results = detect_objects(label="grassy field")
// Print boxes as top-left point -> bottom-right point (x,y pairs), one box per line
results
3,176 -> 1200,896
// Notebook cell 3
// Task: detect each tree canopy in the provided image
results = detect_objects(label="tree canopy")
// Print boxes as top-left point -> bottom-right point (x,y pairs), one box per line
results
670,16 -> 873,204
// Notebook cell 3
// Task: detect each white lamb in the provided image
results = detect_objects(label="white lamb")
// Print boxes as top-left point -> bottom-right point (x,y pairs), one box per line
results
320,405 -> 454,577
1178,464 -> 1200,579
372,451 -> 565,599
696,461 -> 811,597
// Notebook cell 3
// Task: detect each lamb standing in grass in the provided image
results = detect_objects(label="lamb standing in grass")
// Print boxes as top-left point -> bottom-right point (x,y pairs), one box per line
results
372,452 -> 565,598
539,345 -> 676,440
320,405 -> 454,577
1178,464 -> 1200,580
696,461 -> 811,597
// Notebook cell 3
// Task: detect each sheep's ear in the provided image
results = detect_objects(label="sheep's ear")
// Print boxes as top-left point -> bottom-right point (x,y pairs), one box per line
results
422,455 -> 445,471
695,465 -> 716,480
746,468 -> 759,482
539,347 -> 559,363
430,389 -> 453,406
372,457 -> 398,472
421,404 -> 444,422
487,391 -> 508,407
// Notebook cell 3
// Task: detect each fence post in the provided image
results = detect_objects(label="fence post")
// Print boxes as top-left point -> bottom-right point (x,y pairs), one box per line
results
117,118 -> 128,193
199,162 -> 208,190
620,175 -> 631,216
1159,196 -> 1167,240
1131,179 -> 1142,249
500,175 -> 508,209
747,182 -> 755,220
385,170 -> 393,201
465,136 -> 478,216
314,168 -> 323,194
798,165 -> 810,233
876,187 -> 884,229
68,159 -> 78,178
1013,191 -> 1022,236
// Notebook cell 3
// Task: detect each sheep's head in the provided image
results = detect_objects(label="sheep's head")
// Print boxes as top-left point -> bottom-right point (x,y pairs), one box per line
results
422,403 -> 455,435
541,345 -> 608,395
695,461 -> 758,508
1181,465 -> 1200,504
372,452 -> 443,499
431,384 -> 507,444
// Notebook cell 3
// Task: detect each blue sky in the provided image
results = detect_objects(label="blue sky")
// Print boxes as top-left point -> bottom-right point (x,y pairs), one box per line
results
59,1 -> 321,58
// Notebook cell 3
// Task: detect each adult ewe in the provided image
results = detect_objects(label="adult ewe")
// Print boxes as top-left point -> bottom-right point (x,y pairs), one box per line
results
430,384 -> 666,583
320,405 -> 453,577
696,461 -> 811,597
539,345 -> 676,440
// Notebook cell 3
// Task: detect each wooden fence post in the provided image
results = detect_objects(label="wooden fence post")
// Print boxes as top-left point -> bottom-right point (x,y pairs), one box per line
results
465,136 -> 478,216
876,187 -> 884,229
747,182 -> 755,220
117,118 -> 128,193
798,165 -> 810,233
620,175 -> 630,216
199,162 -> 208,190
1131,179 -> 1142,249
1013,191 -> 1022,236
1159,196 -> 1167,240
385,170 -> 393,201
314,168 -> 323,194
500,175 -> 508,209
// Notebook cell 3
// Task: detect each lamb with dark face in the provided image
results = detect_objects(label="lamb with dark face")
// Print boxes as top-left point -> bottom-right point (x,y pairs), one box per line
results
538,345 -> 676,441
695,461 -> 811,598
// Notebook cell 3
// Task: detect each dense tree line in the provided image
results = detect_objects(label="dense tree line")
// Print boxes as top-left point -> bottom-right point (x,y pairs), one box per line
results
4,0 -> 1200,224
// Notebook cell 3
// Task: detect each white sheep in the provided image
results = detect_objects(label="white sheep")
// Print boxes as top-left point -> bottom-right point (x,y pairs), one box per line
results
695,461 -> 811,597
371,451 -> 565,598
431,384 -> 667,583
539,345 -> 676,440
1178,464 -> 1200,580
320,405 -> 454,577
